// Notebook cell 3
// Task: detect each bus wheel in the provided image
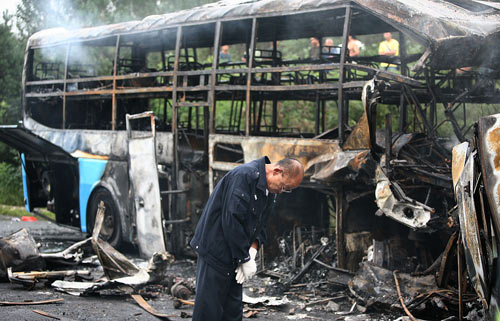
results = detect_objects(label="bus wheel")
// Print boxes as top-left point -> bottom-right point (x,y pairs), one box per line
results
87,188 -> 122,248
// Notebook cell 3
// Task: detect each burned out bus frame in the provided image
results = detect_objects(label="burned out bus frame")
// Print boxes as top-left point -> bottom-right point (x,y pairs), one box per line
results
4,3 -> 500,305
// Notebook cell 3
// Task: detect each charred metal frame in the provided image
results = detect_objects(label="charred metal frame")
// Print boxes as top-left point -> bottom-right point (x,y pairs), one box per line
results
12,1 -> 500,274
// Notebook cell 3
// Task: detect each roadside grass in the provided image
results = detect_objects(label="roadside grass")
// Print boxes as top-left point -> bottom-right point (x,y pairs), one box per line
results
0,162 -> 57,221
0,162 -> 24,206
0,204 -> 56,221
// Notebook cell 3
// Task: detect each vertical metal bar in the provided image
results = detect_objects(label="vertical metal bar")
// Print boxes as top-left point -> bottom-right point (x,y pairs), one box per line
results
344,99 -> 349,128
252,98 -> 257,132
183,39 -> 189,69
399,32 -> 407,77
62,44 -> 70,129
315,92 -> 320,135
229,94 -> 235,131
429,70 -> 436,128
399,32 -> 407,132
399,95 -> 408,133
111,35 -> 121,130
256,95 -> 263,133
160,27 -> 168,126
237,98 -> 243,131
338,6 -> 351,145
196,106 -> 200,134
203,105 -> 209,146
272,100 -> 278,135
172,26 -> 182,194
336,187 -> 346,269
385,113 -> 392,175
187,107 -> 192,130
161,31 -> 166,72
245,18 -> 257,136
210,21 -> 222,134
321,100 -> 326,133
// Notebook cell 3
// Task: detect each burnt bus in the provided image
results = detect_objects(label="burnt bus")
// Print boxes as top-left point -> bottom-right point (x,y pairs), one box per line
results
1,0 -> 500,281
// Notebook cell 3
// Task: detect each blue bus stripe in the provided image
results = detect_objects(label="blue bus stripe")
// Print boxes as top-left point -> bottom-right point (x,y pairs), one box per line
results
78,158 -> 108,233
21,153 -> 30,213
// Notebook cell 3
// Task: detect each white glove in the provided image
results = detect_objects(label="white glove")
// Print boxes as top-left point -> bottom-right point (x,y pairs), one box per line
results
235,247 -> 257,284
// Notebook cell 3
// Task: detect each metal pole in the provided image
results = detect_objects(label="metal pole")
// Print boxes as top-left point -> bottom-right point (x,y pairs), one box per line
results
172,26 -> 182,194
209,21 -> 222,134
315,92 -> 320,136
399,32 -> 407,132
62,44 -> 70,129
385,113 -> 392,176
245,18 -> 257,136
111,35 -> 121,130
338,6 -> 352,145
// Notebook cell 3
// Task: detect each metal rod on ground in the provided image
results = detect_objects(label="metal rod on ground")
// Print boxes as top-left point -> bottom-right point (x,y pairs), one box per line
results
33,310 -> 76,321
131,294 -> 174,320
0,298 -> 64,306
286,243 -> 328,286
176,298 -> 195,306
393,271 -> 417,321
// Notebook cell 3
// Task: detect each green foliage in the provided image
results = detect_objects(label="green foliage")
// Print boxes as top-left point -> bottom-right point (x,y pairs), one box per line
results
0,14 -> 23,124
0,162 -> 24,206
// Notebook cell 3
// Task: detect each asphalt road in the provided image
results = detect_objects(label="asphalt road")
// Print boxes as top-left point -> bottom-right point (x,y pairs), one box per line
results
0,215 -> 393,321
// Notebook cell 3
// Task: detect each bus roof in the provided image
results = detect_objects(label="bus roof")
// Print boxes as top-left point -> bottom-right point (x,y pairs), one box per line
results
27,0 -> 500,67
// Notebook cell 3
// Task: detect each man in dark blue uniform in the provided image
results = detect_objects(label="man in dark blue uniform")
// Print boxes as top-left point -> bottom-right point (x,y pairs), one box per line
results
190,157 -> 304,321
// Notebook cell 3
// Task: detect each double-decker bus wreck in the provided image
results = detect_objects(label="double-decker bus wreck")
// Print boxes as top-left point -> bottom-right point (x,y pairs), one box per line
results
1,0 -> 500,306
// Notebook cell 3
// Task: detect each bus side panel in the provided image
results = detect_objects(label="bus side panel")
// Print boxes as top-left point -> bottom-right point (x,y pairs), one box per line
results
20,153 -> 31,213
78,158 -> 108,232
97,161 -> 131,244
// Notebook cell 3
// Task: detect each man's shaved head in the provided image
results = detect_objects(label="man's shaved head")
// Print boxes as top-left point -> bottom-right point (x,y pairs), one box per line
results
265,158 -> 304,194
277,158 -> 304,180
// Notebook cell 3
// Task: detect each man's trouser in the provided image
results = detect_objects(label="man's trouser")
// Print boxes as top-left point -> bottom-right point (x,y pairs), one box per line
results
192,255 -> 242,321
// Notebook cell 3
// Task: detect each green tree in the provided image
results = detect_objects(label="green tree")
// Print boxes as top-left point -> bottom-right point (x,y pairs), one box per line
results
0,12 -> 23,124
0,12 -> 24,164
0,12 -> 24,205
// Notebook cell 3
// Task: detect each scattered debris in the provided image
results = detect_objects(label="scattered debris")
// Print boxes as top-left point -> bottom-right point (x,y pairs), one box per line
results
8,267 -> 91,289
33,309 -> 76,321
393,270 -> 418,321
0,298 -> 63,306
173,298 -> 195,309
130,294 -> 174,320
285,237 -> 329,287
0,228 -> 44,280
49,202 -> 174,296
40,238 -> 92,267
243,309 -> 259,318
349,261 -> 478,319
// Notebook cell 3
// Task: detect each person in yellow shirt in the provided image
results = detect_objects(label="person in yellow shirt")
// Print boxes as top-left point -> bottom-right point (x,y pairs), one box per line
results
378,32 -> 399,71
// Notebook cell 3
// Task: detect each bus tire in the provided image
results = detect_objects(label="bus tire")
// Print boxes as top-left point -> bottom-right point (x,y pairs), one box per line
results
87,187 -> 122,248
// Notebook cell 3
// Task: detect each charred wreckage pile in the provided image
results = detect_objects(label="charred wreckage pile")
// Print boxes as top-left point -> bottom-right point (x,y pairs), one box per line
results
0,199 -> 488,321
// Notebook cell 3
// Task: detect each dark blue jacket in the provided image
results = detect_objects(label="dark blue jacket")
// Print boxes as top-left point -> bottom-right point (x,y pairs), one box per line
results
190,157 -> 276,273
